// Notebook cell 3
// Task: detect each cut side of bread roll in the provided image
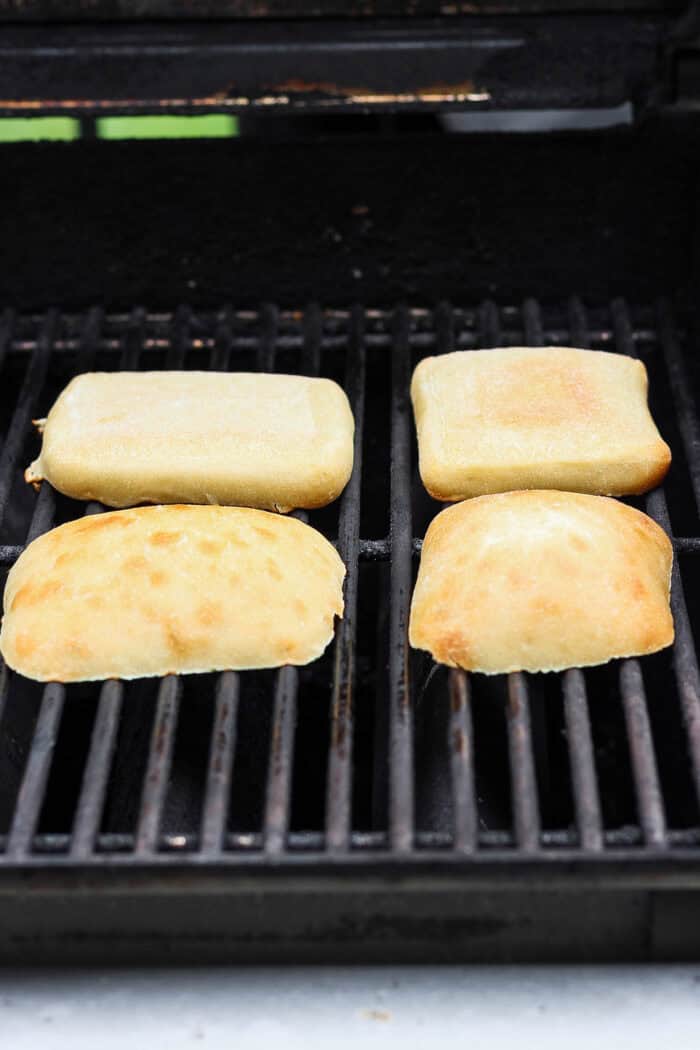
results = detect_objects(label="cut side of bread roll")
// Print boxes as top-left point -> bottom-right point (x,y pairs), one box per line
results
409,491 -> 673,674
26,371 -> 354,512
0,506 -> 345,682
411,347 -> 671,500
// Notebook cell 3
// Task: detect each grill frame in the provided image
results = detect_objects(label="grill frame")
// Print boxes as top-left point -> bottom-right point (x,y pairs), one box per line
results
1,0 -> 700,958
1,297 -> 700,895
0,298 -> 696,965
0,1 -> 685,19
0,15 -> 675,119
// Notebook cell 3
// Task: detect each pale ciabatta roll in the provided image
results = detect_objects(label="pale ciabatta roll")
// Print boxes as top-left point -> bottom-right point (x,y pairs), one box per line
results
26,371 -> 354,512
409,491 -> 673,674
0,506 -> 345,683
411,348 -> 671,500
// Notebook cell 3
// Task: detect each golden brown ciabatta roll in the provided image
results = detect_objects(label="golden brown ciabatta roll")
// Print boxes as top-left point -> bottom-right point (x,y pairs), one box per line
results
410,347 -> 671,500
0,506 -> 345,683
26,371 -> 354,512
409,491 -> 673,674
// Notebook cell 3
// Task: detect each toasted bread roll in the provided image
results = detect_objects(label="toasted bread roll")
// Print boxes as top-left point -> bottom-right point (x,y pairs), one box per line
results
0,506 -> 345,682
26,371 -> 354,512
409,491 -> 673,674
411,348 -> 671,500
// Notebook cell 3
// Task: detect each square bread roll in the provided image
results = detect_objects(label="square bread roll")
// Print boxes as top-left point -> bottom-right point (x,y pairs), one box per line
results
0,506 -> 345,682
409,491 -> 674,674
411,347 -> 671,500
26,371 -> 354,512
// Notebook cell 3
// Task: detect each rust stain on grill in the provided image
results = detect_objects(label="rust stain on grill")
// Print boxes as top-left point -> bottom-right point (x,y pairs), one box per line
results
0,81 -> 490,113
273,78 -> 490,104
331,682 -> 353,751
450,670 -> 467,713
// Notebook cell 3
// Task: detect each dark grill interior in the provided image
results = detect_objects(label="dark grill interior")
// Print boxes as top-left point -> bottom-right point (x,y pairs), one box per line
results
1,297 -> 700,866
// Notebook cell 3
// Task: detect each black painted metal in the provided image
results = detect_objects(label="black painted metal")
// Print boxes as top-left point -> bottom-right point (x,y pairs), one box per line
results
326,307 -> 365,851
449,670 -> 478,853
658,299 -> 700,519
389,305 -> 414,852
3,131 -> 697,313
70,680 -> 124,858
0,0 -> 683,20
6,684 -> 65,859
0,301 -> 698,961
201,672 -> 239,853
620,660 -> 668,848
563,669 -> 604,851
506,674 -> 541,853
135,676 -> 182,855
0,16 -> 668,117
264,666 -> 298,854
0,311 -> 56,534
612,299 -> 700,818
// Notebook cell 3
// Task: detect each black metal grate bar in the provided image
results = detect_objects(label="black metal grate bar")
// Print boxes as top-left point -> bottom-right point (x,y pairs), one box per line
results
6,683 -> 65,859
197,326 -> 244,855
500,296 -> 545,851
479,300 -> 501,349
657,299 -> 700,521
612,302 -> 670,845
0,309 -> 14,378
559,298 -> 603,851
257,303 -> 301,854
166,304 -> 191,370
506,674 -> 541,852
449,670 -> 478,853
676,537 -> 700,552
264,665 -> 298,854
8,531 -> 697,569
437,301 -> 479,851
388,305 -> 415,852
619,659 -> 667,847
326,306 -> 365,851
126,304 -> 177,858
647,486 -> 700,812
0,663 -> 8,734
302,304 -> 323,378
612,299 -> 700,814
6,824 -> 700,859
121,307 -> 146,370
0,484 -> 57,567
210,308 -> 233,372
0,312 -> 677,358
70,679 -> 123,858
567,296 -> 591,348
563,669 -> 603,851
25,481 -> 56,544
258,303 -> 279,374
611,297 -> 637,358
1,406 -> 66,860
523,297 -> 545,345
0,310 -> 56,533
135,675 -> 182,855
73,305 -> 104,375
0,299 -> 699,871
200,671 -> 239,854
61,316 -> 142,859
435,300 -> 456,356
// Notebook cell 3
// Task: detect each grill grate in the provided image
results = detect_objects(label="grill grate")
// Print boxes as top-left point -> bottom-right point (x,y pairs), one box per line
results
1,298 -> 700,870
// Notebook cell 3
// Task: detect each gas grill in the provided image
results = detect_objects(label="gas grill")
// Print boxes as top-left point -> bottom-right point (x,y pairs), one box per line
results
1,1 -> 700,963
